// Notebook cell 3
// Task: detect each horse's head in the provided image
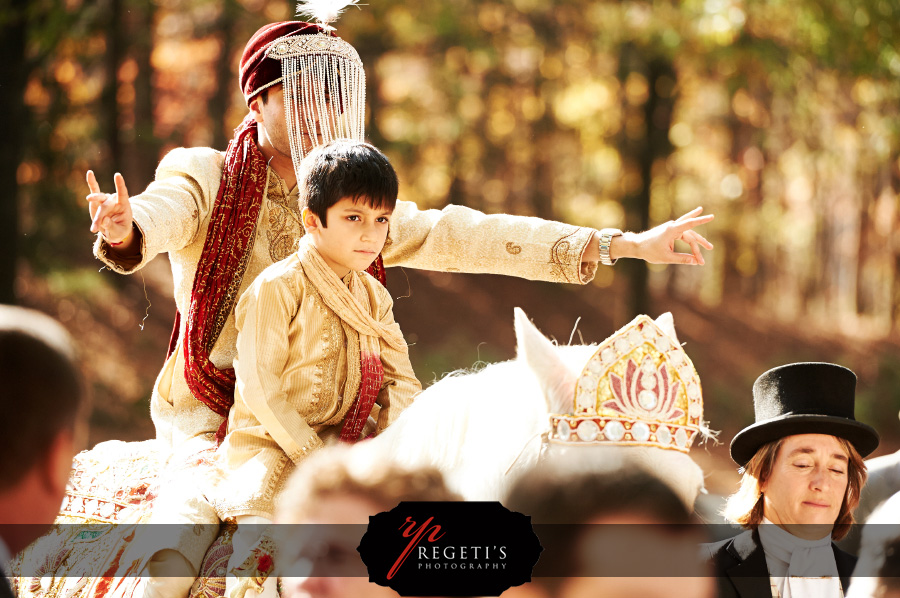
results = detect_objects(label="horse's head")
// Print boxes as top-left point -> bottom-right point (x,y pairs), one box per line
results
513,308 -> 711,509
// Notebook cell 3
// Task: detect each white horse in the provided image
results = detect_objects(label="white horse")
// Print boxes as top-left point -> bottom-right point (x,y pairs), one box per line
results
368,307 -> 709,508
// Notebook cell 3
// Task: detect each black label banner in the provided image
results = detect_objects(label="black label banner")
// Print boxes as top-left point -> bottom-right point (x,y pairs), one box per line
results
358,501 -> 542,597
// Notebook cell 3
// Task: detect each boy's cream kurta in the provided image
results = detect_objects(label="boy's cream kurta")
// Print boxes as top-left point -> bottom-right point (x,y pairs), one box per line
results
94,146 -> 598,454
211,251 -> 420,520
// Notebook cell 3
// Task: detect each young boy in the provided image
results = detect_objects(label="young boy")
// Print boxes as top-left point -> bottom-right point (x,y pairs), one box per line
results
209,140 -> 422,593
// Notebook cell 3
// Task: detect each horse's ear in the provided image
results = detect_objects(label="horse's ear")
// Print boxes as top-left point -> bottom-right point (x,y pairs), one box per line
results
654,312 -> 680,344
514,308 -> 576,415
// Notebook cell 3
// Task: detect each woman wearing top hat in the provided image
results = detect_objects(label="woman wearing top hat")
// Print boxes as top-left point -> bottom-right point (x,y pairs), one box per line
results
703,362 -> 880,598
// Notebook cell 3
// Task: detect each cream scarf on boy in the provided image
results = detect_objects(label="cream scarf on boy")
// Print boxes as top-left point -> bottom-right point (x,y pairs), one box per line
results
297,237 -> 406,441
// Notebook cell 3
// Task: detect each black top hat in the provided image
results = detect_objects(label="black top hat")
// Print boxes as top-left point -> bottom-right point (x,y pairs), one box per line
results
730,362 -> 879,466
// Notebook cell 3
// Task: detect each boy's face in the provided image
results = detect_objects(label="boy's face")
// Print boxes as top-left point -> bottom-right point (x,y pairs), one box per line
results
304,197 -> 392,278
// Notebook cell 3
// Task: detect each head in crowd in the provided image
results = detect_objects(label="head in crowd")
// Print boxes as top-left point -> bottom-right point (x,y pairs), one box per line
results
0,306 -> 87,553
505,454 -> 693,525
503,456 -> 714,598
723,362 -> 877,541
876,536 -> 900,598
276,446 -> 459,598
298,140 -> 398,227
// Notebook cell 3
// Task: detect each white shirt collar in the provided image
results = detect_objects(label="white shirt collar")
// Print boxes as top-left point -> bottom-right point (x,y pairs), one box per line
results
758,517 -> 841,598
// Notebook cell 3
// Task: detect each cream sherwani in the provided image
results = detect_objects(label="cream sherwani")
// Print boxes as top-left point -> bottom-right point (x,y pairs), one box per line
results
211,247 -> 420,520
92,146 -> 597,569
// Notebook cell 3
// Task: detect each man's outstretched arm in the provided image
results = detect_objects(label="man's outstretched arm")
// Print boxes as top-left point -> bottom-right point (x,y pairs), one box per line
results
84,148 -> 222,274
382,202 -> 714,285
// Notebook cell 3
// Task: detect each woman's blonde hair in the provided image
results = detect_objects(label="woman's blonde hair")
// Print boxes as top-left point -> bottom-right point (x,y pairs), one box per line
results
722,435 -> 867,541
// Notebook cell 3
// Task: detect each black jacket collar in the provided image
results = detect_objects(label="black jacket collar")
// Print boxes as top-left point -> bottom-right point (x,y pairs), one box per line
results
725,531 -> 771,598
723,529 -> 857,597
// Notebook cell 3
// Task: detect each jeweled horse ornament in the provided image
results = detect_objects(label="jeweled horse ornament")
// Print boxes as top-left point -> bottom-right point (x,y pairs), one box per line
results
369,307 -> 712,507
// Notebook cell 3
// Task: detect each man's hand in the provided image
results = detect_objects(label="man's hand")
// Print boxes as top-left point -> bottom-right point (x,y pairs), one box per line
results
614,207 -> 713,265
86,170 -> 136,249
583,207 -> 714,266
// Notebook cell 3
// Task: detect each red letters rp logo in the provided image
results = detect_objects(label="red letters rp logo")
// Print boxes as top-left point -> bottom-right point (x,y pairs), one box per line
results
387,516 -> 445,579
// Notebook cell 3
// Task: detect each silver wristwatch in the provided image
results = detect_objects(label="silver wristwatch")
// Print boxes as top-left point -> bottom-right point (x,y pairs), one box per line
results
598,228 -> 622,266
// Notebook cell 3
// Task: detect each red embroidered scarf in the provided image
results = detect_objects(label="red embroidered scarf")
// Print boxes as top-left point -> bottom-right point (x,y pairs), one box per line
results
184,115 -> 268,421
179,115 -> 387,430
340,352 -> 384,442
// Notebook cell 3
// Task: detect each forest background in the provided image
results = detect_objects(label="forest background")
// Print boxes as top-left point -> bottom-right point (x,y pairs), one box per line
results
2,0 -> 899,496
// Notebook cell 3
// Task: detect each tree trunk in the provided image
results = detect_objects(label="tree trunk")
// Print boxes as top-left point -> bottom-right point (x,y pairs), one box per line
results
619,45 -> 675,319
101,0 -> 123,180
532,104 -> 557,221
210,0 -> 239,151
0,0 -> 29,304
129,0 -> 159,189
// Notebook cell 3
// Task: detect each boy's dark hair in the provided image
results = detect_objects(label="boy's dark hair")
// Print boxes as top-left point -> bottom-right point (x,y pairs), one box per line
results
299,139 -> 398,227
0,306 -> 86,490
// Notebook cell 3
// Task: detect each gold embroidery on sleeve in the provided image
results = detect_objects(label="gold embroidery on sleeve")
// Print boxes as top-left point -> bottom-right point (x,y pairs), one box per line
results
550,230 -> 579,283
505,242 -> 522,255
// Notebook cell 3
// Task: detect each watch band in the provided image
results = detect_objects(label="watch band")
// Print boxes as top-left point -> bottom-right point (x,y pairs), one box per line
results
598,228 -> 622,266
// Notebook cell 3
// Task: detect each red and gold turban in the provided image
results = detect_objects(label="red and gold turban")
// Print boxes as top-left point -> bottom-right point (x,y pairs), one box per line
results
239,21 -> 327,104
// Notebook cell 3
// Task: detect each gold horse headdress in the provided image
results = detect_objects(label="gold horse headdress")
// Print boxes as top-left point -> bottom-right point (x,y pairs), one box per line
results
549,314 -> 704,453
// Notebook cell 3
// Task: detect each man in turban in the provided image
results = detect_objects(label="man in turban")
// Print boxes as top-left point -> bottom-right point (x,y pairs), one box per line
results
86,18 -> 714,458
